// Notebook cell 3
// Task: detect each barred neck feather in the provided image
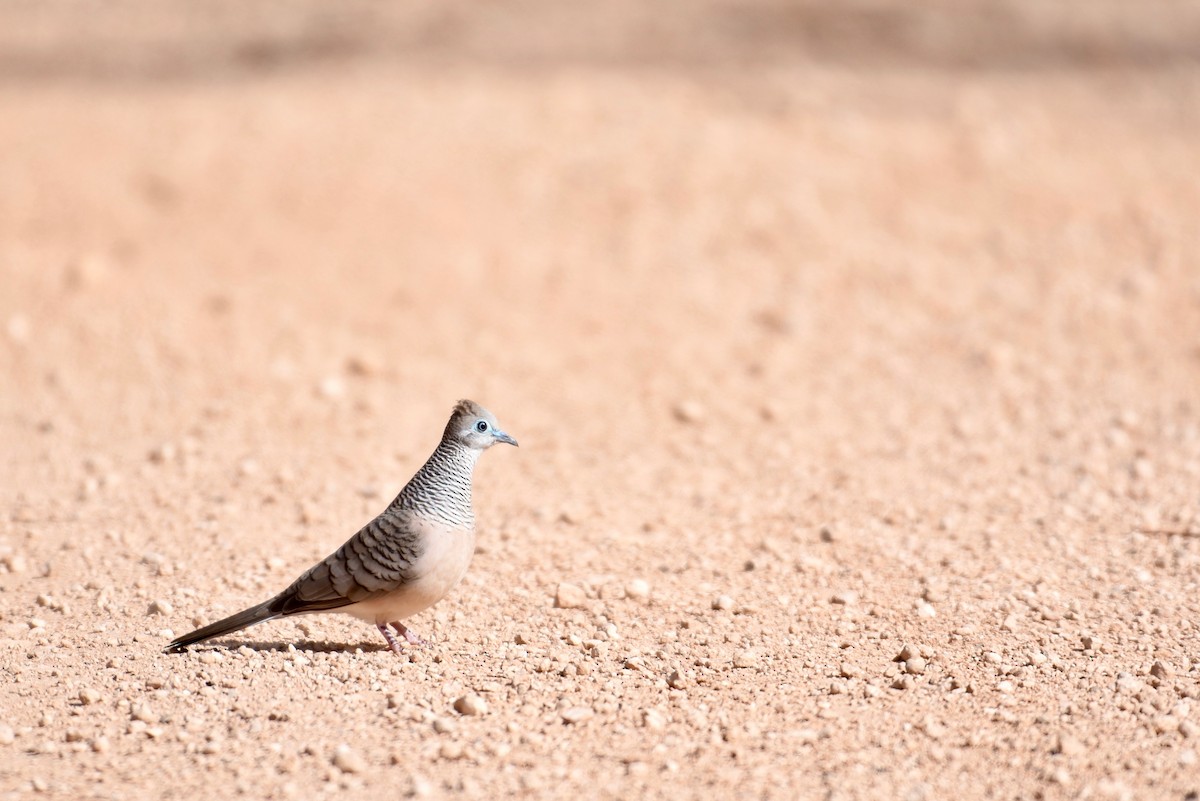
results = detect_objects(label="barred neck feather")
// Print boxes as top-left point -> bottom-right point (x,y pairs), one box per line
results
394,440 -> 480,529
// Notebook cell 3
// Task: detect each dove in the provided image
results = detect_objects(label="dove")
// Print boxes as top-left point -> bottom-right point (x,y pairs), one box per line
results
165,399 -> 516,655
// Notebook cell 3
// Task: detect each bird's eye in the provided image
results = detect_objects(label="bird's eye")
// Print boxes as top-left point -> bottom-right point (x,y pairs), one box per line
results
475,420 -> 489,433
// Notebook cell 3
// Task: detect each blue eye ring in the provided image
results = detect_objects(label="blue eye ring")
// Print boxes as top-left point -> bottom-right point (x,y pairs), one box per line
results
475,420 -> 489,433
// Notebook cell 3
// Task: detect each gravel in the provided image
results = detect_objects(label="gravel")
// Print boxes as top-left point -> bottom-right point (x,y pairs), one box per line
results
1,18 -> 1197,801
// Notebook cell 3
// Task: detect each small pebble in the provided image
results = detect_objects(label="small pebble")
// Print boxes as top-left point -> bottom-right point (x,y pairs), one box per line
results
1152,716 -> 1180,734
0,725 -> 14,745
830,591 -> 859,606
148,599 -> 173,616
560,707 -> 594,725
131,703 -> 156,724
712,595 -> 734,611
732,650 -> 759,669
78,688 -> 102,706
625,579 -> 650,600
332,744 -> 366,774
1150,660 -> 1173,680
667,669 -> 686,689
905,657 -> 927,676
642,709 -> 667,730
408,775 -> 434,796
453,694 -> 488,717
555,583 -> 587,609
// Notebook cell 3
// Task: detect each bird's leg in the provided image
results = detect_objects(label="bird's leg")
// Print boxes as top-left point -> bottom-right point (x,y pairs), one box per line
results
390,622 -> 428,646
376,622 -> 405,656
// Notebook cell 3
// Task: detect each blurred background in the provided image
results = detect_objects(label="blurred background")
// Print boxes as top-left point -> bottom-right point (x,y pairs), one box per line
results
3,0 -> 1200,597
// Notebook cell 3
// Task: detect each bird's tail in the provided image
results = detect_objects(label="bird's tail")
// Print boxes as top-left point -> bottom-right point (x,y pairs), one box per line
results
164,601 -> 280,653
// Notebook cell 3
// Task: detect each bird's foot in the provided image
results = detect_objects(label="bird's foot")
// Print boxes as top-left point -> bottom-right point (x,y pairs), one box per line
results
391,622 -> 428,647
376,622 -> 406,656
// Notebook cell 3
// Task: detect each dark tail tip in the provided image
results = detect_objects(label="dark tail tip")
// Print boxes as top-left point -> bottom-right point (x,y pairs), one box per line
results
162,602 -> 277,655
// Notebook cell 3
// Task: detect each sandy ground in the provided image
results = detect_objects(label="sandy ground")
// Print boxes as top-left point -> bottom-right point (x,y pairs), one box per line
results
3,2 -> 1200,799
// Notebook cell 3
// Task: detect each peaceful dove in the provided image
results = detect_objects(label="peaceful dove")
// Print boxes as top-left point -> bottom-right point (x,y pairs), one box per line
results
164,399 -> 516,655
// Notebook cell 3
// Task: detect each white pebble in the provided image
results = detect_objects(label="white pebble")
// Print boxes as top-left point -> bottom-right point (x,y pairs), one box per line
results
148,599 -> 173,616
733,650 -> 759,669
130,703 -> 156,724
332,744 -> 366,773
555,583 -> 587,609
317,376 -> 345,399
642,709 -> 667,730
560,707 -> 594,725
840,663 -> 863,679
625,579 -> 650,600
453,694 -> 488,717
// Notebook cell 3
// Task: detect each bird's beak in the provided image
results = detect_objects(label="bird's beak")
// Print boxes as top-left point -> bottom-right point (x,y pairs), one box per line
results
494,430 -> 518,447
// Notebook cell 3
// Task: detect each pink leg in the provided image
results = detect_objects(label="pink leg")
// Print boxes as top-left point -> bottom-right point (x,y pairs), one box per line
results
391,621 -> 427,646
376,622 -> 405,656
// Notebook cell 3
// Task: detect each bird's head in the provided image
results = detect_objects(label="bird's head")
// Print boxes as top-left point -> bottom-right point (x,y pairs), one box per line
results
444,399 -> 518,450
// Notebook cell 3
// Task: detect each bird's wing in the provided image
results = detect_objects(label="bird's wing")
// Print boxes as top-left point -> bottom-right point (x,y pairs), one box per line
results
273,508 -> 428,616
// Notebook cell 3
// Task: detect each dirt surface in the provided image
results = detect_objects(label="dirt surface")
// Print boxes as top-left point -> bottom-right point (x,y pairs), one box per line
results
3,3 -> 1200,799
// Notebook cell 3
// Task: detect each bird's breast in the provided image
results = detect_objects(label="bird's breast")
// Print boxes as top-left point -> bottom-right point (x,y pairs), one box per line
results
348,521 -> 476,624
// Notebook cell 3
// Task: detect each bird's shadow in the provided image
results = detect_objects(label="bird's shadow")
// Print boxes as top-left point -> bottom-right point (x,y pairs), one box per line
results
181,638 -> 406,655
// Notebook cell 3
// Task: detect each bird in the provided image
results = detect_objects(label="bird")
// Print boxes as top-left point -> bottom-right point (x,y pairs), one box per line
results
164,399 -> 517,656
